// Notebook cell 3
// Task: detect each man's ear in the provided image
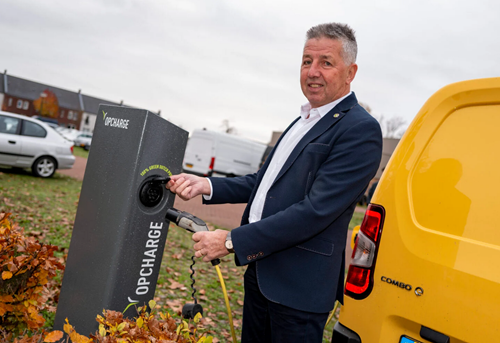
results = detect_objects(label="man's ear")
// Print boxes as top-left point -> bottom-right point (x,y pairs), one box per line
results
346,63 -> 358,85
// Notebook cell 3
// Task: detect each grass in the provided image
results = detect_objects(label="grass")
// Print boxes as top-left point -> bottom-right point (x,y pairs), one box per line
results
72,146 -> 90,158
0,167 -> 81,252
0,167 -> 366,342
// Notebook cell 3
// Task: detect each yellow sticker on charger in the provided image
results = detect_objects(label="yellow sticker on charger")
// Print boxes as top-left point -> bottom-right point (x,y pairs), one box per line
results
140,164 -> 173,177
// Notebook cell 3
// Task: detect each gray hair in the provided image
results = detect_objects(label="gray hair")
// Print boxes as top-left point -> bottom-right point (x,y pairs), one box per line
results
306,23 -> 357,65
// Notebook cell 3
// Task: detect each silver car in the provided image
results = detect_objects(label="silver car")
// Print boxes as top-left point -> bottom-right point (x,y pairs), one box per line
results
0,111 -> 75,178
74,133 -> 92,149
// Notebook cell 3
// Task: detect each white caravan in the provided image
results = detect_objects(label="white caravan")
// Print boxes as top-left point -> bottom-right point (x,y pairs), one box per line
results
183,129 -> 267,177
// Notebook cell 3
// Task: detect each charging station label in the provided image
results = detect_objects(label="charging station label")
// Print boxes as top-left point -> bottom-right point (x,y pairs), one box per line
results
140,164 -> 173,177
102,110 -> 130,129
128,221 -> 164,303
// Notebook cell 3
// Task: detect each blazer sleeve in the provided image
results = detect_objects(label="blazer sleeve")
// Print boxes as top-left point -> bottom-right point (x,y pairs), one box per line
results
231,118 -> 383,265
203,172 -> 259,204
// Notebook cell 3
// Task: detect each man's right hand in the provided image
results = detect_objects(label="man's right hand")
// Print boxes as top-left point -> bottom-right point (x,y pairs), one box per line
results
166,173 -> 211,201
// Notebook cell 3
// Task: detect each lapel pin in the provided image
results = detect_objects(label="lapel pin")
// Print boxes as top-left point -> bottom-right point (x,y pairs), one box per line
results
333,113 -> 340,118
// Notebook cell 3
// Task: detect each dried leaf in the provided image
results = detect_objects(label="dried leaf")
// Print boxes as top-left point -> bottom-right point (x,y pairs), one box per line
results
1,271 -> 13,280
44,330 -> 63,342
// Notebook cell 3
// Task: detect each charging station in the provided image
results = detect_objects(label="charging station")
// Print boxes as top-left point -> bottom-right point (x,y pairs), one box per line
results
54,105 -> 188,335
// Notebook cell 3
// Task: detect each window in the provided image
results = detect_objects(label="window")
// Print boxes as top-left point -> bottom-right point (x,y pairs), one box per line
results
23,101 -> 29,110
16,100 -> 23,109
68,111 -> 79,121
7,98 -> 12,107
0,115 -> 20,134
60,110 -> 65,118
21,121 -> 47,138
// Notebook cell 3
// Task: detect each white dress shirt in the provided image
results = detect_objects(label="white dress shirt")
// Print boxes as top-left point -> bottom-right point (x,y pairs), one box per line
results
248,92 -> 351,223
204,92 -> 351,224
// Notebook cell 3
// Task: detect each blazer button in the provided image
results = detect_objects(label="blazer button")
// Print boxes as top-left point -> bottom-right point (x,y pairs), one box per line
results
247,255 -> 252,261
259,252 -> 264,257
252,254 -> 257,259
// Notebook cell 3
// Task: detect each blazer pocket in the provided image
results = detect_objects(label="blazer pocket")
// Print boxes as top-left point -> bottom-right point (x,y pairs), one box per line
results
305,143 -> 330,154
296,237 -> 334,256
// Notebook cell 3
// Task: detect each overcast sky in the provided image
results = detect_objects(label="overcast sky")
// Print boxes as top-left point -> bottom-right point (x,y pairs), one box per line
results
1,0 -> 498,143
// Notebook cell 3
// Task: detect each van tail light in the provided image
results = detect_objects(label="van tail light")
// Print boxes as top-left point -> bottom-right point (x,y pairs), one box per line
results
204,157 -> 215,177
70,146 -> 74,154
345,203 -> 385,299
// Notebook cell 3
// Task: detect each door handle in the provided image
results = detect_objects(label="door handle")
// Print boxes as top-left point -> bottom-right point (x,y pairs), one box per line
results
8,140 -> 16,144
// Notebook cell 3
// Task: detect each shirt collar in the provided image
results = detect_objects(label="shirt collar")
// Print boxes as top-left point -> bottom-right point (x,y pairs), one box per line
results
300,91 -> 352,119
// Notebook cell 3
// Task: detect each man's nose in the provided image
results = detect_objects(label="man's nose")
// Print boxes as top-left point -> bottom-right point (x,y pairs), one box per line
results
307,62 -> 321,78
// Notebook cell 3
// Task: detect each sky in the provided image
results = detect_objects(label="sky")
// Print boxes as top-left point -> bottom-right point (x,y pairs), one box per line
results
1,0 -> 499,143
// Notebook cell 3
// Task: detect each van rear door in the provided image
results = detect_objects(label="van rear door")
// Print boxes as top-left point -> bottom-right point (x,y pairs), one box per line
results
337,78 -> 500,343
183,135 -> 214,176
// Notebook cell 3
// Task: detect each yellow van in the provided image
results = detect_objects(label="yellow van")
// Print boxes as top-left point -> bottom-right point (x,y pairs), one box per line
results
332,78 -> 500,343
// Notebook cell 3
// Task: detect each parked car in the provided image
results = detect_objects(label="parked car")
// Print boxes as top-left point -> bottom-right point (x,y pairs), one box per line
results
0,111 -> 75,178
183,129 -> 267,177
54,127 -> 81,143
333,78 -> 500,342
32,115 -> 59,128
74,133 -> 92,149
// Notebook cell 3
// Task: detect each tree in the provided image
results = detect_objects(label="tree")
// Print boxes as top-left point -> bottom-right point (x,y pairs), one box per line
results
220,119 -> 237,135
33,89 -> 59,118
360,102 -> 406,138
373,114 -> 407,138
359,102 -> 372,114
384,116 -> 407,138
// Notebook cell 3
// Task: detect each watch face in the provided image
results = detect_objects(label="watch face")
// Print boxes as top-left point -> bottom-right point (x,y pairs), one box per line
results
225,240 -> 233,249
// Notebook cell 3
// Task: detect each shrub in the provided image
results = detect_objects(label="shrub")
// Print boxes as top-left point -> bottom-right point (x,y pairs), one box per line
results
0,212 -> 64,338
1,213 -> 213,342
60,300 -> 213,342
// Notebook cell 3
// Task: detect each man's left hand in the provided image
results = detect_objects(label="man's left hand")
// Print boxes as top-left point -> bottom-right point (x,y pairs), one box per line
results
193,229 -> 230,263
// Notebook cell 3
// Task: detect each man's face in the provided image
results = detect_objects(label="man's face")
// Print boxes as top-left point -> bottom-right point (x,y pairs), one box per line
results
300,37 -> 357,108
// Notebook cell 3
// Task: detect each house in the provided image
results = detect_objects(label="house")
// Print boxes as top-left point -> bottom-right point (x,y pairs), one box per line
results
0,71 -> 128,132
79,94 -> 123,133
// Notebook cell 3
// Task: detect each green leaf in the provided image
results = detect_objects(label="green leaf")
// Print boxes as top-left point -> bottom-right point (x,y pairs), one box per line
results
117,322 -> 126,332
123,302 -> 138,315
148,299 -> 157,311
193,312 -> 202,324
98,324 -> 106,337
136,317 -> 144,329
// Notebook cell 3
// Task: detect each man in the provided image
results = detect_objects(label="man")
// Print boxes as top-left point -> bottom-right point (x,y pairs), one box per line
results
167,23 -> 382,342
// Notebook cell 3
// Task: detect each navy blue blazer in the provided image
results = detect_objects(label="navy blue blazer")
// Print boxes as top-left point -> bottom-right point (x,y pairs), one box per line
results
205,93 -> 382,313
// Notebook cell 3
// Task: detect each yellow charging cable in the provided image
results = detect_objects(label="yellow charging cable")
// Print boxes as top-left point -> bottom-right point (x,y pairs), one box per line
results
325,300 -> 340,327
214,264 -> 238,343
325,273 -> 348,328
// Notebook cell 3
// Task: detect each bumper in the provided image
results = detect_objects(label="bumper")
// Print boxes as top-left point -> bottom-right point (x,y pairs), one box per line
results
57,155 -> 76,170
332,322 -> 361,343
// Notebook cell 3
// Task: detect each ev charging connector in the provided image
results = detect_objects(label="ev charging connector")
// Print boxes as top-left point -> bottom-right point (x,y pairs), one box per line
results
165,208 -> 220,319
166,208 -> 238,343
54,106 -> 188,335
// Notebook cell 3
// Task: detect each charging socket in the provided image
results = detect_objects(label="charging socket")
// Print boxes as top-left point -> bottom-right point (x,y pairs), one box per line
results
139,176 -> 165,207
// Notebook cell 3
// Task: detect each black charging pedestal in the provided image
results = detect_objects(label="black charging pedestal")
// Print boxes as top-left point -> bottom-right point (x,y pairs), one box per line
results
54,105 -> 188,335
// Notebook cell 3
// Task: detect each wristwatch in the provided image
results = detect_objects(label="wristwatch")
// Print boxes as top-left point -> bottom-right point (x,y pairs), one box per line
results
225,231 -> 235,253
